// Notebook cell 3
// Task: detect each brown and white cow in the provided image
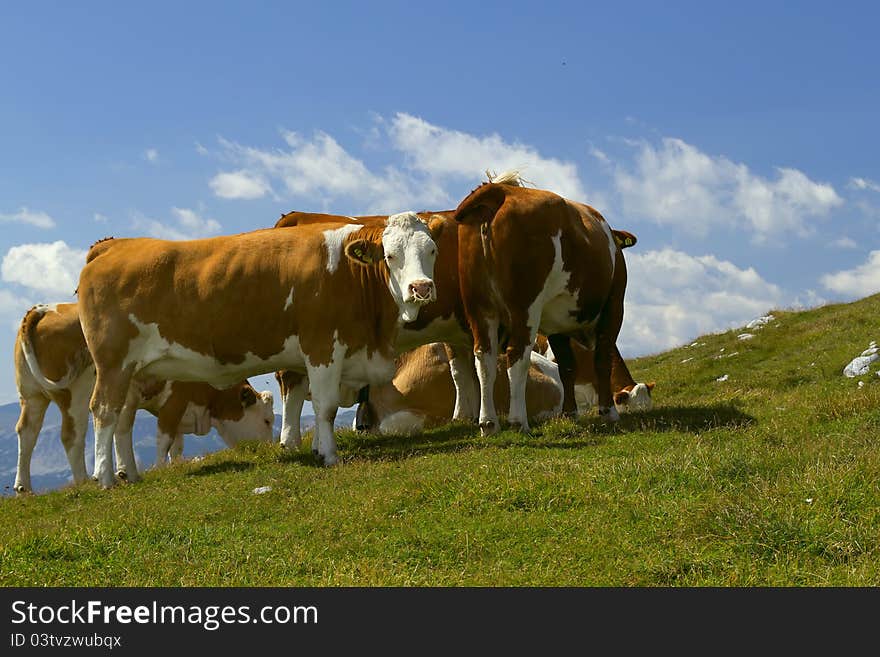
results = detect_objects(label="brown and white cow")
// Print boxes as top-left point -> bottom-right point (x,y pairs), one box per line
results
533,335 -> 655,414
272,210 -> 477,448
12,302 -> 274,494
76,212 -> 438,487
453,172 -> 631,435
355,342 -> 563,435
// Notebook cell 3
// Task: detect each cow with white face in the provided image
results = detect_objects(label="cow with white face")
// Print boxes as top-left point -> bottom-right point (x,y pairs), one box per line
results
12,302 -> 275,494
76,212 -> 439,487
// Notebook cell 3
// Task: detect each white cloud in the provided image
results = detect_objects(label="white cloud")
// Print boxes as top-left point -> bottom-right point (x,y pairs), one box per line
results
133,207 -> 223,241
1,241 -> 87,298
387,113 -> 587,200
93,212 -> 108,223
831,236 -> 857,249
195,142 -> 209,156
0,207 -> 56,229
207,113 -> 586,213
144,148 -> 159,163
598,137 -> 843,242
849,177 -> 880,193
209,170 -> 272,200
820,250 -> 880,298
619,248 -> 784,356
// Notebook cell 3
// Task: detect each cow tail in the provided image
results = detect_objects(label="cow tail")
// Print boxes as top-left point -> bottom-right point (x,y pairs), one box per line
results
19,306 -> 74,391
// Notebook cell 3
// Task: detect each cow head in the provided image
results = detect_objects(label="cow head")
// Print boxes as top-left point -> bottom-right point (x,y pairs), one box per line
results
213,384 -> 275,445
345,211 -> 438,322
613,382 -> 655,412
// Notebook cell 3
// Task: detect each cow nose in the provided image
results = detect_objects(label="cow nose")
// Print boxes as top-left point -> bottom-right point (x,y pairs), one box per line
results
408,280 -> 435,302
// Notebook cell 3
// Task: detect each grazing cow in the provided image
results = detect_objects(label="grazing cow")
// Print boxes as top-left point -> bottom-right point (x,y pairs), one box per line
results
12,302 -> 274,494
532,335 -> 654,414
355,342 -> 563,435
76,212 -> 438,487
453,172 -> 631,435
272,210 -> 477,448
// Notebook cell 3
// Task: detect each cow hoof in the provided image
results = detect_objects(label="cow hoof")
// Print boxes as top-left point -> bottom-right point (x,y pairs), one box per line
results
479,420 -> 498,437
116,469 -> 128,481
14,485 -> 29,495
507,421 -> 530,433
322,453 -> 339,467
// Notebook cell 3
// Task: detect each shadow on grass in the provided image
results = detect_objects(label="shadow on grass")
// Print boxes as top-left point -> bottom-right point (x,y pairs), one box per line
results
615,403 -> 756,433
274,403 -> 756,466
187,461 -> 255,477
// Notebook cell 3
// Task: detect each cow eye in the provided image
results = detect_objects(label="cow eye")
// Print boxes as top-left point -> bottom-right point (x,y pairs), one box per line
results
385,254 -> 395,262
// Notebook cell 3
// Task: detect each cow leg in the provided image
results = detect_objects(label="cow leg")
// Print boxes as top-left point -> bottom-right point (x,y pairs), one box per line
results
14,395 -> 50,494
306,360 -> 343,466
593,294 -> 624,424
548,334 -> 577,416
90,366 -> 135,489
155,431 -> 175,467
473,318 -> 500,436
170,434 -> 184,461
446,344 -> 479,422
112,389 -> 141,483
61,377 -> 92,486
506,347 -> 534,433
278,370 -> 307,450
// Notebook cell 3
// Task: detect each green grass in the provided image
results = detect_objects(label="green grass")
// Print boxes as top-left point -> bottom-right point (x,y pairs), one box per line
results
3,294 -> 880,586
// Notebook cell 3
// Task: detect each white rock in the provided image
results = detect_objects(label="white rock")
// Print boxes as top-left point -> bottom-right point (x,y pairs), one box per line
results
745,315 -> 775,330
843,353 -> 879,377
737,333 -> 755,341
252,486 -> 272,495
680,357 -> 694,363
716,374 -> 729,382
858,381 -> 865,388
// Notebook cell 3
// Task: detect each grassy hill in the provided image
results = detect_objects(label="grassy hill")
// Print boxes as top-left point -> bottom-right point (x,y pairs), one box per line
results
2,294 -> 879,586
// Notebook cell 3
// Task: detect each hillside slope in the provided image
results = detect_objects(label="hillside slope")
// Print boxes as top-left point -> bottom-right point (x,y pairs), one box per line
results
2,294 -> 879,586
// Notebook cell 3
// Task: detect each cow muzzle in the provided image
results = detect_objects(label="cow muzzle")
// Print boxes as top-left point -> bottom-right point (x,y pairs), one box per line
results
407,279 -> 436,304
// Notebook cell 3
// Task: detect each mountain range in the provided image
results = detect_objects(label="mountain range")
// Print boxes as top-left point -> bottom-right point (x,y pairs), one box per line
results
0,402 -> 356,495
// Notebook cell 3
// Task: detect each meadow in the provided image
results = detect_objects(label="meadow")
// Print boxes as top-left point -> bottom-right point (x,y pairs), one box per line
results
2,294 -> 878,586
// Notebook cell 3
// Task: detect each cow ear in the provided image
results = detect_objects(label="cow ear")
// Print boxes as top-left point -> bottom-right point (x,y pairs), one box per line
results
613,390 -> 630,406
345,239 -> 384,266
646,381 -> 656,391
427,214 -> 447,241
612,230 -> 638,249
240,386 -> 258,408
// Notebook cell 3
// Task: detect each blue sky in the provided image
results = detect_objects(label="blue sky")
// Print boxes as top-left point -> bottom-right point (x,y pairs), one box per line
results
1,1 -> 879,410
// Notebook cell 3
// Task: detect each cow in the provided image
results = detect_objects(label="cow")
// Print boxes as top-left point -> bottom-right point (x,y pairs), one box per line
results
532,335 -> 655,414
12,302 -> 275,494
453,171 -> 632,435
272,204 -> 642,440
271,210 -> 477,449
75,211 -> 439,487
353,342 -> 563,436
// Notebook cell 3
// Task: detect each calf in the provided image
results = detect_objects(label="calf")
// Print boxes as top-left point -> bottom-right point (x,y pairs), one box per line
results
12,302 -> 274,494
76,212 -> 438,487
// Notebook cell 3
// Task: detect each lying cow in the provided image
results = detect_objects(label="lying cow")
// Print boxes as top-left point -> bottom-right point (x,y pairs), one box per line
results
453,171 -> 633,434
76,212 -> 439,487
355,342 -> 563,435
532,335 -> 654,414
12,302 -> 274,494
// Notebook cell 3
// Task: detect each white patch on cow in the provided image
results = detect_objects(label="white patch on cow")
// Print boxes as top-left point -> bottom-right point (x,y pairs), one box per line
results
506,345 -> 533,430
323,223 -> 363,273
575,382 -> 598,414
621,383 -> 653,412
304,334 -> 348,465
530,351 -> 563,419
599,220 -> 617,278
448,351 -> 479,421
279,376 -> 308,449
381,212 -> 437,323
125,315 -> 306,388
283,286 -> 295,310
215,390 -> 275,446
527,231 -> 586,336
379,410 -> 425,436
474,317 -> 500,434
